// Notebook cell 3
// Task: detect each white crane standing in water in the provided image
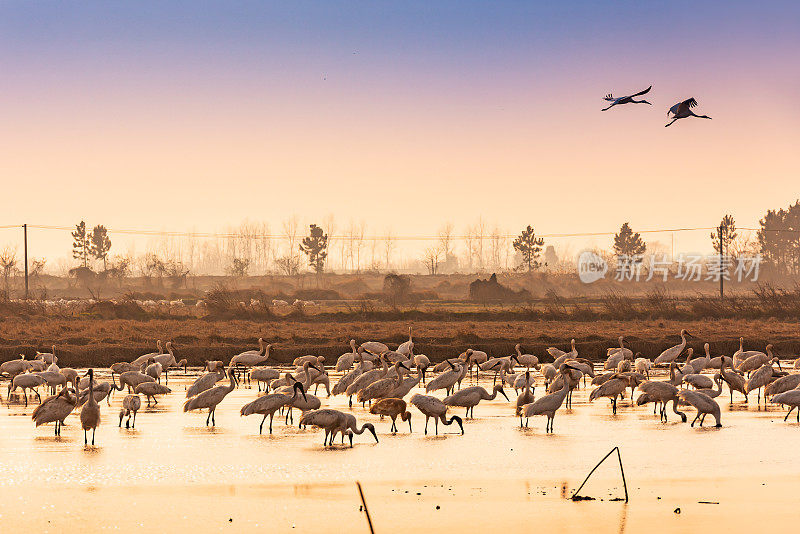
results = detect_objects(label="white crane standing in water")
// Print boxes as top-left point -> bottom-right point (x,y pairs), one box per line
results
184,370 -> 237,426
601,85 -> 652,111
665,98 -> 712,127
410,394 -> 464,435
80,369 -> 101,445
654,329 -> 693,366
519,363 -> 579,432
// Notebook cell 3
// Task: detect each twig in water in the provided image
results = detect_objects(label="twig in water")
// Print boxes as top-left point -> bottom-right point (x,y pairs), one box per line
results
356,481 -> 375,534
571,446 -> 629,503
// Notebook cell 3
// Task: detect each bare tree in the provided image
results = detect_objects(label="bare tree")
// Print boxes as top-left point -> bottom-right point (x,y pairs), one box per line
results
422,246 -> 442,275
383,231 -> 396,270
0,247 -> 17,299
489,226 -> 504,271
356,221 -> 366,272
345,221 -> 366,272
282,216 -> 300,268
275,255 -> 300,276
475,217 -> 486,270
323,214 -> 337,272
438,222 -> 454,259
463,226 -> 475,271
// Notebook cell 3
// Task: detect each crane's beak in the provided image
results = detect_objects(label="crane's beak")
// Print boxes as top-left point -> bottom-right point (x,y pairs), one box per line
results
294,381 -> 307,402
499,388 -> 509,401
453,415 -> 464,435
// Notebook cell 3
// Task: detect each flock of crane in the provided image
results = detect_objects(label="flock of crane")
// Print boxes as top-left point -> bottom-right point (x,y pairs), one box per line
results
3,327 -> 800,447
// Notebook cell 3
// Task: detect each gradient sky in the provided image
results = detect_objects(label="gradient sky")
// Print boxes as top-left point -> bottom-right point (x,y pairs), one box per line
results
1,1 -> 799,263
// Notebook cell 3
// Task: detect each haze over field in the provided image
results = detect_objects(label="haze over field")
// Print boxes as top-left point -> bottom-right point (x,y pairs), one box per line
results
1,1 -> 798,261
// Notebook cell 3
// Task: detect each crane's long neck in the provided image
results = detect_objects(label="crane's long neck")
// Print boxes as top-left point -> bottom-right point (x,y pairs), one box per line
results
352,423 -> 369,435
87,372 -> 98,407
110,372 -> 124,391
558,373 -> 571,396
482,387 -> 498,400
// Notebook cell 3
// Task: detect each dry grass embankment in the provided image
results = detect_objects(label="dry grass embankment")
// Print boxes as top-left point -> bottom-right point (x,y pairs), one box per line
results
1,316 -> 798,368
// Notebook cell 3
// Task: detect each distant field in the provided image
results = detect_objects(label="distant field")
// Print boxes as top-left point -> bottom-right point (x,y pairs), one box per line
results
1,316 -> 798,368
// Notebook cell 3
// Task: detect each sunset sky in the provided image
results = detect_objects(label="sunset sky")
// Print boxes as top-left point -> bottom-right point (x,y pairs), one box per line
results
1,1 -> 798,266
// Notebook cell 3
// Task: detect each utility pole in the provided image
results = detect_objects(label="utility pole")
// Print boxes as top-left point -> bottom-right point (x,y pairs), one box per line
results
23,224 -> 29,300
719,223 -> 724,300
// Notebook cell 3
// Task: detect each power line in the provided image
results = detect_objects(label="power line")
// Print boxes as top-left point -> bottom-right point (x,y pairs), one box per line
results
0,223 -> 794,242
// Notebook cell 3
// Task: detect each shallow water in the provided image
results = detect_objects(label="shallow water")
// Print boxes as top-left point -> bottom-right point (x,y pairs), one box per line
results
1,365 -> 798,532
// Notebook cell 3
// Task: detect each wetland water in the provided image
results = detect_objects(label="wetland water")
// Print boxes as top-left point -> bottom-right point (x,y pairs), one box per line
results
0,366 -> 797,532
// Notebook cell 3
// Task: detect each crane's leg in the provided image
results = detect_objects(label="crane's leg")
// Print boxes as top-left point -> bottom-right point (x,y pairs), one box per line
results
691,414 -> 699,427
665,118 -> 677,127
434,418 -> 439,435
205,411 -> 211,426
424,416 -> 429,435
212,409 -> 216,426
153,396 -> 158,406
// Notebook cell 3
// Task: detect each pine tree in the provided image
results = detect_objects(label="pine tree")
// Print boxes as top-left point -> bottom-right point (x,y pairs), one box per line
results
89,225 -> 112,270
299,224 -> 329,273
710,214 -> 737,256
613,222 -> 646,258
513,225 -> 544,272
72,221 -> 90,267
